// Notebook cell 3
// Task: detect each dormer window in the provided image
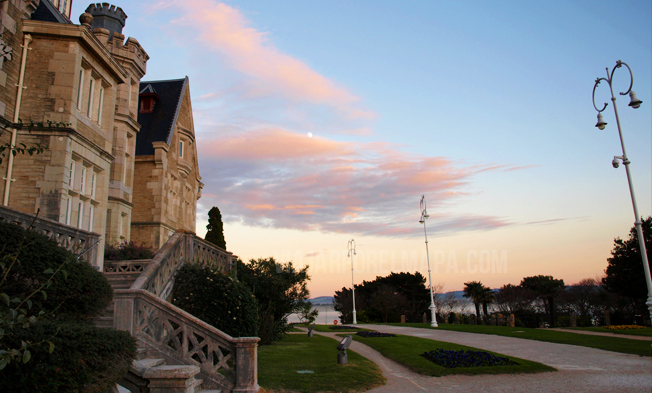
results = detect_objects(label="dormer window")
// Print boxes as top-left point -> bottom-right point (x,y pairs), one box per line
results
139,84 -> 159,114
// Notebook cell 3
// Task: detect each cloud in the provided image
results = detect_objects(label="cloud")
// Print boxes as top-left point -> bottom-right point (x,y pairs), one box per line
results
197,128 -> 514,237
150,0 -> 374,121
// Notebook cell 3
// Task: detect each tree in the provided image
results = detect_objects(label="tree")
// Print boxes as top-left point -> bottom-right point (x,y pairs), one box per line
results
495,284 -> 534,314
520,275 -> 565,326
237,257 -> 310,344
205,206 -> 226,250
296,300 -> 318,325
602,216 -> 651,320
463,281 -> 484,318
478,285 -> 496,319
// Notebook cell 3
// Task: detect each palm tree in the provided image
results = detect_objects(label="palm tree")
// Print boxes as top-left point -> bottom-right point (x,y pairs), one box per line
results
478,285 -> 496,320
463,281 -> 484,319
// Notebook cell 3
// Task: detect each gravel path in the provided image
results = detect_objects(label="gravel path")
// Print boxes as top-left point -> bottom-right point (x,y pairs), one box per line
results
316,324 -> 652,393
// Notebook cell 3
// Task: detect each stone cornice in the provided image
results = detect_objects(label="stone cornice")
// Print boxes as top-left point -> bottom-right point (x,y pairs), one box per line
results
22,20 -> 128,84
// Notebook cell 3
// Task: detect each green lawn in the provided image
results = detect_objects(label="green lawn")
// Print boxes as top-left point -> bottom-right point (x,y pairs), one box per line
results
564,326 -> 652,337
258,334 -> 385,393
385,323 -> 652,357
349,333 -> 555,377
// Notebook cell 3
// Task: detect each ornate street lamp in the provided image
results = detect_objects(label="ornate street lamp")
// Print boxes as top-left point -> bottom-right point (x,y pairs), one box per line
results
419,195 -> 438,327
347,239 -> 357,325
592,60 -> 652,323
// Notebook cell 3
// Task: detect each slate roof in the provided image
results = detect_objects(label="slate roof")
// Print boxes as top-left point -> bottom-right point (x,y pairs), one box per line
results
136,77 -> 188,156
31,0 -> 71,24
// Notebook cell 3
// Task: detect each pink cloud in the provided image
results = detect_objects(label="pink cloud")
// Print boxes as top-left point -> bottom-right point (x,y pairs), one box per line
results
197,129 -> 514,237
151,0 -> 374,121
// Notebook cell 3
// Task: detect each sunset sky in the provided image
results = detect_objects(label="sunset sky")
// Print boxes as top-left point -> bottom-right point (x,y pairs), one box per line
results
73,1 -> 652,297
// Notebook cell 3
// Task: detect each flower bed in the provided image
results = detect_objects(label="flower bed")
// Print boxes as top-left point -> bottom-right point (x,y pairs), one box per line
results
356,331 -> 396,338
422,349 -> 517,368
605,325 -> 646,330
329,325 -> 360,330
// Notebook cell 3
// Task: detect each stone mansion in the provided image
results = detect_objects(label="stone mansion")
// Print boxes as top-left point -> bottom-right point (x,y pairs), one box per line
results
0,0 -> 203,270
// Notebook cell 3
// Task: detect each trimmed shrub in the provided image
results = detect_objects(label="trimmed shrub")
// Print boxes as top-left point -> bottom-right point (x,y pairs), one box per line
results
0,321 -> 136,393
104,241 -> 156,261
172,263 -> 258,337
0,221 -> 112,322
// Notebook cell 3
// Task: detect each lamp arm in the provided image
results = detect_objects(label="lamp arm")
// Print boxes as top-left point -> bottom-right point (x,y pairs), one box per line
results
592,78 -> 609,113
613,60 -> 634,96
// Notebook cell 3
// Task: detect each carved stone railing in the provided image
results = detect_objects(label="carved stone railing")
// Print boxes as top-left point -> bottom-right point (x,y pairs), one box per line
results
0,204 -> 100,267
130,231 -> 236,300
113,289 -> 259,393
104,259 -> 151,273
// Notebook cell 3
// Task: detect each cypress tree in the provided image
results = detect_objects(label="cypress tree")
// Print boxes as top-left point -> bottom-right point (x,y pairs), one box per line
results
205,206 -> 227,250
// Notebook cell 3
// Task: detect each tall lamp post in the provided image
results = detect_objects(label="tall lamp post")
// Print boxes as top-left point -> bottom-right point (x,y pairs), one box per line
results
347,239 -> 357,325
419,195 -> 438,327
592,60 -> 652,323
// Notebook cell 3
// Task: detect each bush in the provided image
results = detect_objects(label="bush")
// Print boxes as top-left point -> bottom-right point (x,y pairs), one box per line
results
172,263 -> 258,337
0,221 -> 112,322
104,241 -> 156,261
0,321 -> 136,393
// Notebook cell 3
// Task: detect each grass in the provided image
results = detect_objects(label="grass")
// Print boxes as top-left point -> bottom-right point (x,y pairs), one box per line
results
385,323 -> 652,357
563,326 -> 652,337
349,333 -> 555,377
258,334 -> 385,393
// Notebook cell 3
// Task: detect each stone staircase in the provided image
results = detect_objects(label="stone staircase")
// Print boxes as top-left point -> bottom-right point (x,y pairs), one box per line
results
100,233 -> 259,393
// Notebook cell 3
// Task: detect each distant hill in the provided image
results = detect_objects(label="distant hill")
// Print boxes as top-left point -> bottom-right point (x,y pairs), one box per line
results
309,296 -> 334,305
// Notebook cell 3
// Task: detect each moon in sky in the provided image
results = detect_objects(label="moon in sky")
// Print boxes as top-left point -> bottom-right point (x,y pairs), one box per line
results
307,132 -> 313,138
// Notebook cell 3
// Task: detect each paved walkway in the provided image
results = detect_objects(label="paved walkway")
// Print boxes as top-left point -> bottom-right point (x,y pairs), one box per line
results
546,327 -> 652,341
313,324 -> 651,393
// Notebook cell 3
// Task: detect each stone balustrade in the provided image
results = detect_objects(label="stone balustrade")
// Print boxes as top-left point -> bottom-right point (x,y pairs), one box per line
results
113,289 -> 259,393
0,204 -> 100,268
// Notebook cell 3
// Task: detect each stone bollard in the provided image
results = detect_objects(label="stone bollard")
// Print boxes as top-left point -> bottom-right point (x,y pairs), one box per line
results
497,313 -> 503,326
491,315 -> 497,326
401,315 -> 405,323
604,310 -> 610,326
423,312 -> 427,324
454,313 -> 460,324
470,314 -> 476,325
570,313 -> 577,327
508,314 -> 515,327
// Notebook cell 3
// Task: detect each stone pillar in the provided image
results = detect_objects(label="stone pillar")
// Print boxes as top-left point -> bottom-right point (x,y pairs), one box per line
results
508,314 -> 515,327
454,313 -> 460,324
497,313 -> 503,326
570,313 -> 577,327
112,291 -> 136,333
232,338 -> 260,393
423,312 -> 427,324
470,314 -> 476,325
491,314 -> 497,326
401,315 -> 405,323
604,310 -> 610,326
143,365 -> 200,393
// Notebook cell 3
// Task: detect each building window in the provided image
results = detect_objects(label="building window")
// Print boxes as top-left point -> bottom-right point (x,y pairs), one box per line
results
68,161 -> 75,188
87,78 -> 94,118
90,172 -> 96,199
80,166 -> 87,195
97,86 -> 104,125
76,69 -> 84,110
127,81 -> 132,109
77,201 -> 84,228
65,197 -> 72,225
88,205 -> 94,231
118,214 -> 123,238
179,140 -> 184,158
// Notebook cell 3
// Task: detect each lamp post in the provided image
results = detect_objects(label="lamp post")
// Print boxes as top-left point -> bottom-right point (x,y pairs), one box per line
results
347,239 -> 357,325
419,195 -> 438,327
592,60 -> 652,323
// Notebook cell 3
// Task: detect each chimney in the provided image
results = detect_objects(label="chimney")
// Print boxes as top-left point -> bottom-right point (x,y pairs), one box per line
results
85,3 -> 127,40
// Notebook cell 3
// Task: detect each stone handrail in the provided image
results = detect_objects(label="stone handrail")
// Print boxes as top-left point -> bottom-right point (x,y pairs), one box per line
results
130,232 -> 236,299
113,289 -> 259,393
0,204 -> 100,267
104,259 -> 152,273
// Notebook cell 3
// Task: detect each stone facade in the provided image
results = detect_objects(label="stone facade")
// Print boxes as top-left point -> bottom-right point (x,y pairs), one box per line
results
131,77 -> 203,249
0,2 -> 200,269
